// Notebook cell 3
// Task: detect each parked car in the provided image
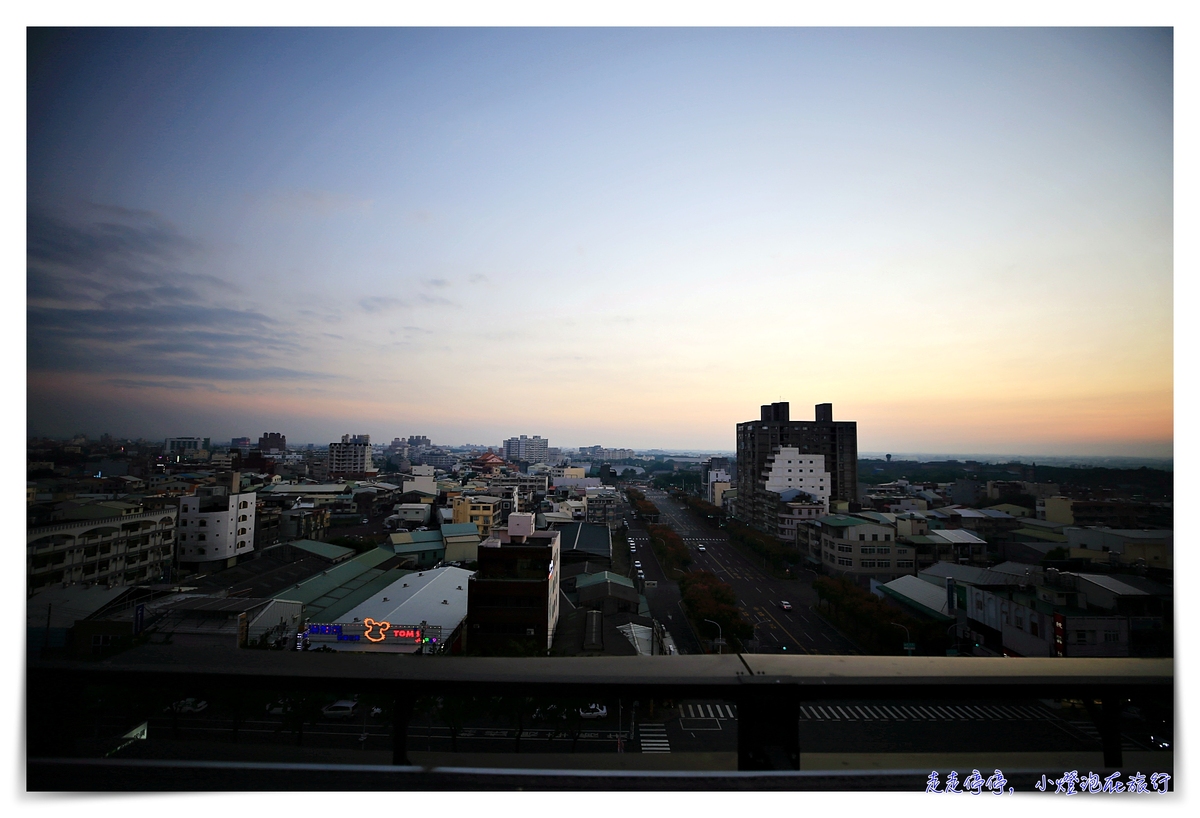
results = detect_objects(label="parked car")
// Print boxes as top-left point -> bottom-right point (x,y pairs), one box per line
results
265,700 -> 290,715
322,700 -> 359,719
579,704 -> 608,719
165,698 -> 208,714
780,601 -> 793,611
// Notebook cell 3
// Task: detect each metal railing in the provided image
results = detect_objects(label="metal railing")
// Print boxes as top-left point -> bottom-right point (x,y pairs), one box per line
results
28,650 -> 1170,789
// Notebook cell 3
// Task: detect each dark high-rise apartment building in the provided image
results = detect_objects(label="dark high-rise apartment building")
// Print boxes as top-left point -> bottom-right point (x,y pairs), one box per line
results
258,432 -> 286,453
735,402 -> 858,538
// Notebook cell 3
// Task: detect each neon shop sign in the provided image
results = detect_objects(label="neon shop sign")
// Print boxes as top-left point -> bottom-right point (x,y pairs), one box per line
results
307,621 -> 440,645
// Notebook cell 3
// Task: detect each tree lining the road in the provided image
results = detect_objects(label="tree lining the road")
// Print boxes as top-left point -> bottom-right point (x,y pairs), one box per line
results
625,487 -> 660,520
679,570 -> 754,650
723,519 -> 802,579
813,576 -> 953,655
647,523 -> 692,574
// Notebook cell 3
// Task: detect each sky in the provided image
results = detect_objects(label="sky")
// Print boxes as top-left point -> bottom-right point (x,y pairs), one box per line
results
25,27 -> 1174,456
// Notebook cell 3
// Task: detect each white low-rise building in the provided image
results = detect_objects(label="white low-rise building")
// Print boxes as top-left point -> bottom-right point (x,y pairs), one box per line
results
177,476 -> 256,569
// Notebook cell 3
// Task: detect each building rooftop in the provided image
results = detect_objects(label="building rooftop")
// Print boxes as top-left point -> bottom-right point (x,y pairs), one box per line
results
440,523 -> 482,539
927,528 -> 986,545
877,575 -> 954,621
1071,573 -> 1151,597
27,585 -> 132,629
339,566 -> 474,633
919,562 -> 1025,587
288,539 -> 355,562
575,571 -> 635,590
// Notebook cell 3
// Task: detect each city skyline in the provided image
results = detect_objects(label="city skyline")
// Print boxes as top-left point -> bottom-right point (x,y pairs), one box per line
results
27,28 -> 1173,457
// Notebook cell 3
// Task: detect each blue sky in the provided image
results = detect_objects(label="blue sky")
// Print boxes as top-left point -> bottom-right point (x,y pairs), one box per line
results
26,27 -> 1174,454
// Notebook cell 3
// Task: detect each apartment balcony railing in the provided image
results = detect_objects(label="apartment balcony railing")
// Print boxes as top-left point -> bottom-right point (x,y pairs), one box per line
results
27,651 -> 1170,790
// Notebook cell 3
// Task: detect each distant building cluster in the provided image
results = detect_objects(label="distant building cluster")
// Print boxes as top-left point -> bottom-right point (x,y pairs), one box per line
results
26,410 -> 1170,664
27,427 -> 661,661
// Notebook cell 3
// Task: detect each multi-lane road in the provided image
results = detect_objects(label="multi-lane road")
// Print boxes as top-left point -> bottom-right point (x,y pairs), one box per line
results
629,486 -> 859,654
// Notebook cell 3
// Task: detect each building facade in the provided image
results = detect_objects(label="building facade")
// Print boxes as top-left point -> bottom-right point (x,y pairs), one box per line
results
27,502 -> 178,590
328,434 -> 375,478
735,402 -> 857,538
502,435 -> 549,464
466,513 -> 561,653
176,475 -> 257,570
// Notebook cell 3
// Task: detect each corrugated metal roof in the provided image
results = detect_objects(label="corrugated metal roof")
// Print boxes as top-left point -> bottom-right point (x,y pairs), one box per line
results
27,585 -> 132,629
878,575 -> 954,621
576,571 -> 635,590
271,548 -> 397,606
1073,574 -> 1149,597
338,566 -> 475,632
289,540 -> 355,561
316,568 -> 413,622
928,528 -> 986,545
440,523 -> 481,538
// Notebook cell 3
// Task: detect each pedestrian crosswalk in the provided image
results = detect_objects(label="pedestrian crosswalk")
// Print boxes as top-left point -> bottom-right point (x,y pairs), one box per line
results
797,703 -> 1054,722
679,703 -> 737,719
639,723 -> 671,753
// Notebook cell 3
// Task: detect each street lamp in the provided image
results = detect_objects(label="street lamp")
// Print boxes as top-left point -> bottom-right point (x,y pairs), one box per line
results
890,622 -> 915,656
946,622 -> 959,656
704,619 -> 724,654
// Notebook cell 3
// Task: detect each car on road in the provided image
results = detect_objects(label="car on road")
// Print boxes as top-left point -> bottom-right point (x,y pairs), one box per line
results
630,544 -> 637,552
166,698 -> 208,714
697,545 -> 706,552
779,601 -> 793,611
633,561 -> 642,569
579,704 -> 608,719
322,700 -> 359,719
636,570 -> 645,579
361,518 -> 369,525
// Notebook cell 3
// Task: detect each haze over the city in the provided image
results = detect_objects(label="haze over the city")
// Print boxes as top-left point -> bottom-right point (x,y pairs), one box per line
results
27,28 -> 1173,456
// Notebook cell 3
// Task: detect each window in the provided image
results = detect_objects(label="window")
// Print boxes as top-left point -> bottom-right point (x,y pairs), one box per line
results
198,534 -> 206,541
897,560 -> 914,568
861,546 -> 875,554
837,544 -> 853,553
1030,620 -> 1039,638
884,534 -> 891,541
861,560 -> 876,568
1075,631 -> 1089,645
1104,630 -> 1120,643
859,534 -> 865,541
837,557 -> 852,566
878,561 -> 891,568
199,520 -> 207,527
872,534 -> 878,541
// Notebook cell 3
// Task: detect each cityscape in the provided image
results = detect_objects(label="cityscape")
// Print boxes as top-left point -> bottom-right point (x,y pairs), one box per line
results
24,25 -> 1175,796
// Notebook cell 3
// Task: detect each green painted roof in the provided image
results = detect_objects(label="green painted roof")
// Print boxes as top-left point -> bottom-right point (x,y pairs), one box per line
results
817,514 -> 876,528
315,567 -> 413,622
388,540 -> 446,557
289,539 -> 355,561
440,523 -> 480,538
575,571 -> 635,590
1013,527 -> 1068,543
272,547 -> 397,611
389,530 -> 443,546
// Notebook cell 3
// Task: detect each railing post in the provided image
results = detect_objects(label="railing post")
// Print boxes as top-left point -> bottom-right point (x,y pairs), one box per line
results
391,691 -> 414,766
1100,696 -> 1122,769
737,688 -> 799,771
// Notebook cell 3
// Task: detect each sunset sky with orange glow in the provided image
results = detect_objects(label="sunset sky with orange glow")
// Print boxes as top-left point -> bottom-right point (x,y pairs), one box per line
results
26,27 -> 1173,456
